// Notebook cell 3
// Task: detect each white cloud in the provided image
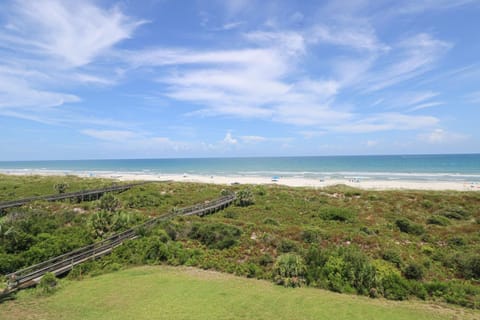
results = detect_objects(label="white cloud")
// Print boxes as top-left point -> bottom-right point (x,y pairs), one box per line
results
244,31 -> 306,56
81,129 -> 138,141
0,74 -> 80,109
310,24 -> 389,52
409,101 -> 444,112
332,113 -> 439,133
0,0 -> 143,124
418,129 -> 468,144
223,132 -> 238,145
81,128 -> 189,152
2,0 -> 144,67
378,91 -> 443,112
125,26 -> 450,133
218,21 -> 245,31
361,33 -> 451,92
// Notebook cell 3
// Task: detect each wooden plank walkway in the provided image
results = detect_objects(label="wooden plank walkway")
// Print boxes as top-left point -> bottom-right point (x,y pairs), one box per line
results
0,182 -> 148,211
1,193 -> 236,296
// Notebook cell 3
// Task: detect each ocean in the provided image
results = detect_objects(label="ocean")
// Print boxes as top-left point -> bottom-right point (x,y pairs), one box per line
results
0,154 -> 479,182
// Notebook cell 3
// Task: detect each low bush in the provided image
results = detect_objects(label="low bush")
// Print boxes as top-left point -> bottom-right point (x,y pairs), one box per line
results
381,249 -> 403,267
188,222 -> 242,250
403,263 -> 423,280
426,215 -> 450,226
38,272 -> 58,295
278,239 -> 298,253
395,218 -> 424,235
319,207 -> 356,222
301,228 -> 321,243
448,237 -> 466,247
258,253 -> 274,266
305,246 -> 376,295
440,207 -> 471,220
457,254 -> 480,280
380,273 -> 410,300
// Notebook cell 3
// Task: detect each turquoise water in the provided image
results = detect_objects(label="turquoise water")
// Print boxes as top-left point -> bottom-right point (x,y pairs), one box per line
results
0,154 -> 479,182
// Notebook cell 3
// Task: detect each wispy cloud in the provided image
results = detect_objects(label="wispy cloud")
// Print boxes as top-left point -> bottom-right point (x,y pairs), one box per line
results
81,129 -> 138,142
418,129 -> 468,144
331,113 -> 439,133
0,0 -> 143,123
1,0 -> 144,67
359,33 -> 451,92
409,101 -> 444,112
309,24 -> 389,52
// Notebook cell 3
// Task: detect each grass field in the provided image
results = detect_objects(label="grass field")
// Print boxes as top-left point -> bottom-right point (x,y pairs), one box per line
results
1,266 -> 478,320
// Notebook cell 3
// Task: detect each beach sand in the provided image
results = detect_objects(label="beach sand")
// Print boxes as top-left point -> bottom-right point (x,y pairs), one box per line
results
1,169 -> 480,191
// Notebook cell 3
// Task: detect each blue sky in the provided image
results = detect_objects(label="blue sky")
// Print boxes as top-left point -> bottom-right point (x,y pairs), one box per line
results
0,0 -> 479,160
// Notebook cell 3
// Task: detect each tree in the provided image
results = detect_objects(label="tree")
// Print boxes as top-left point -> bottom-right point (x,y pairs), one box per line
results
98,194 -> 120,212
89,210 -> 132,238
273,253 -> 306,287
235,188 -> 255,207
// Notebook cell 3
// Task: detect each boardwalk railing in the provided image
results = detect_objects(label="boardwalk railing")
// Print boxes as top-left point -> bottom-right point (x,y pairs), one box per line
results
1,193 -> 236,295
0,183 -> 148,211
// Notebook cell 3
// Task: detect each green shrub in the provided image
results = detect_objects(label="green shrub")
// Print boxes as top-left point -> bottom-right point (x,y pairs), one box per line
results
254,186 -> 266,196
403,263 -> 423,280
301,228 -> 321,243
258,253 -> 274,266
278,239 -> 298,253
409,281 -> 427,300
319,206 -> 356,222
381,249 -> 402,267
188,223 -> 242,250
458,254 -> 480,280
305,246 -> 376,295
381,273 -> 410,300
421,200 -> 433,209
395,218 -> 424,235
448,237 -> 466,247
440,207 -> 470,220
98,194 -> 120,212
425,280 -> 480,308
38,272 -> 58,295
144,236 -> 170,263
125,193 -> 162,208
273,253 -> 306,287
426,215 -> 450,226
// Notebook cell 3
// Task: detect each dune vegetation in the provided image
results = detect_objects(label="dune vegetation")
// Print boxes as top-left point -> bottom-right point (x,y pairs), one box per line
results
0,174 -> 479,317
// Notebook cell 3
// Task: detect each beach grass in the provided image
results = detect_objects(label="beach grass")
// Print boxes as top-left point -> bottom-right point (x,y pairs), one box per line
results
1,265 -> 477,320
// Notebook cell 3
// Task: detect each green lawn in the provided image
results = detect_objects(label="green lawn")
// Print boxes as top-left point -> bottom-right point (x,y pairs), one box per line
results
1,266 -> 477,320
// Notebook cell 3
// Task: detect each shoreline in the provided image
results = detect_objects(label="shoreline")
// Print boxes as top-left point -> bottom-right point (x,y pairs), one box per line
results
1,169 -> 480,191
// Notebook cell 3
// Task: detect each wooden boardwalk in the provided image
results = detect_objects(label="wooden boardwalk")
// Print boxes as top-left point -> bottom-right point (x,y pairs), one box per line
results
1,193 -> 236,296
0,182 -> 148,211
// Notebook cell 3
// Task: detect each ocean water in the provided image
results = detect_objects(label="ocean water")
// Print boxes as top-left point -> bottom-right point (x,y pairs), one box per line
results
0,154 -> 479,182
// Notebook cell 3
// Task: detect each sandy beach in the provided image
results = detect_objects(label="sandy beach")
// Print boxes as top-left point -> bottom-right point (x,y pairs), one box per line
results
1,169 -> 480,191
